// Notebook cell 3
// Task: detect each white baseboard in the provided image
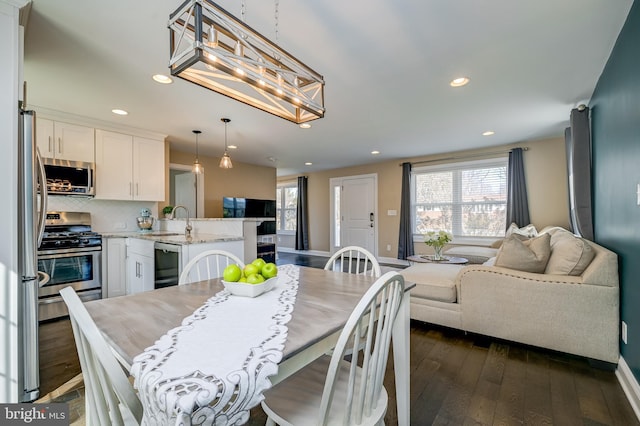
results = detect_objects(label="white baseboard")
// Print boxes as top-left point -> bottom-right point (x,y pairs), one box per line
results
617,356 -> 640,422
378,256 -> 410,266
277,247 -> 331,257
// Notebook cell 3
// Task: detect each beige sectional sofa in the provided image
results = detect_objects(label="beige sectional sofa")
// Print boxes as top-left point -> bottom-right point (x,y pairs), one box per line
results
401,227 -> 620,363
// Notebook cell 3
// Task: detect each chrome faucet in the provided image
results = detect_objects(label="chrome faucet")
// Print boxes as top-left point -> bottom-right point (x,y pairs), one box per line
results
170,205 -> 192,238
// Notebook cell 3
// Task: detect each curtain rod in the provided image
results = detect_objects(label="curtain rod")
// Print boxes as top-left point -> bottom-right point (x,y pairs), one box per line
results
400,147 -> 528,167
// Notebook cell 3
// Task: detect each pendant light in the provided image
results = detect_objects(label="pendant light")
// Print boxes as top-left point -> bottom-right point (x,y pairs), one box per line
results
192,130 -> 204,174
219,118 -> 233,169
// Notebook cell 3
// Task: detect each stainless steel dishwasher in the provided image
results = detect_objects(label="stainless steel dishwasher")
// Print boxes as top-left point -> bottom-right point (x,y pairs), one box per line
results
154,242 -> 182,288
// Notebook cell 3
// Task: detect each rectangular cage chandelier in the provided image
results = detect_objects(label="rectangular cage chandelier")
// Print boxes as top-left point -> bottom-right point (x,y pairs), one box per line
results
169,0 -> 325,124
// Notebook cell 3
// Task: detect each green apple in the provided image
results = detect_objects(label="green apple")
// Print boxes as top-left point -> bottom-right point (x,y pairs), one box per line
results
251,258 -> 266,273
243,264 -> 259,277
246,273 -> 265,285
223,264 -> 242,282
261,262 -> 278,279
238,276 -> 247,283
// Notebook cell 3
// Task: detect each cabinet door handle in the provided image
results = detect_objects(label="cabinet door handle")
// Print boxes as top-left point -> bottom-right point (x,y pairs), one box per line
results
136,183 -> 139,196
48,136 -> 52,153
129,182 -> 132,196
57,137 -> 62,154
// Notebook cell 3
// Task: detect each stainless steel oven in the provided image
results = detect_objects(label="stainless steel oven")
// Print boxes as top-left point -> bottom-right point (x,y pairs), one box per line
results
37,212 -> 102,321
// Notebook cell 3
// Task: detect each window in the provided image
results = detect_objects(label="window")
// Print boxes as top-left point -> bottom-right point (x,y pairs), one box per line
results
276,184 -> 298,232
412,157 -> 508,238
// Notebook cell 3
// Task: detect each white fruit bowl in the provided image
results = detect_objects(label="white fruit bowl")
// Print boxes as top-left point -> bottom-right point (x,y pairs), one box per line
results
222,276 -> 277,298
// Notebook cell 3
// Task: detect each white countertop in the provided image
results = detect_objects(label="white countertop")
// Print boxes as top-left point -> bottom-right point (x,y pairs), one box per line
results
101,231 -> 243,245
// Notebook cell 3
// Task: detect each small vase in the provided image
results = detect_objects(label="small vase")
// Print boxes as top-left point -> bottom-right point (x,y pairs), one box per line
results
433,245 -> 444,261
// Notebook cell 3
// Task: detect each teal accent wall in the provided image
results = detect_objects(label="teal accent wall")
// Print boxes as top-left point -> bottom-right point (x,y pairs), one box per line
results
590,0 -> 640,381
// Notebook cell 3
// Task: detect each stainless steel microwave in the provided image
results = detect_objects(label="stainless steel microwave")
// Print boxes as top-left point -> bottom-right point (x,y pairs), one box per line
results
43,158 -> 95,196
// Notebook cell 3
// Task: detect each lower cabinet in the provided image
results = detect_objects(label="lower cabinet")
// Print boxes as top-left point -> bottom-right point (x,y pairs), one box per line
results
126,238 -> 155,294
104,238 -> 127,298
182,240 -> 244,270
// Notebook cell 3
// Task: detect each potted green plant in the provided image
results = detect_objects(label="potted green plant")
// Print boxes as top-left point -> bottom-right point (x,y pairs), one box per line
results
162,205 -> 174,218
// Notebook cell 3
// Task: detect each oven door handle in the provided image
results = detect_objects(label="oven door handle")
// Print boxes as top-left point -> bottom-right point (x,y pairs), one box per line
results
38,271 -> 50,287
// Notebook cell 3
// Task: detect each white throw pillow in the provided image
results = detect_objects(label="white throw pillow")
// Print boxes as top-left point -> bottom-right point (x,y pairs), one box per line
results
505,222 -> 538,238
483,257 -> 496,266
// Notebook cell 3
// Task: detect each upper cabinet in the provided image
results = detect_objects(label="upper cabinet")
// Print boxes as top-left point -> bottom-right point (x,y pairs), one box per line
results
95,130 -> 165,201
36,118 -> 95,162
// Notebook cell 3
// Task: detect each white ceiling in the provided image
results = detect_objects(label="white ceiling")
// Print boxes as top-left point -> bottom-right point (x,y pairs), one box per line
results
23,0 -> 633,176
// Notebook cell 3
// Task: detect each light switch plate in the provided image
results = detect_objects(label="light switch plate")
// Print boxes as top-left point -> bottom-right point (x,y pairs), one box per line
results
387,209 -> 397,216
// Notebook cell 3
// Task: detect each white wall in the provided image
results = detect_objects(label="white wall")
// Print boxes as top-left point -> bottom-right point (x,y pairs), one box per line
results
0,0 -> 28,404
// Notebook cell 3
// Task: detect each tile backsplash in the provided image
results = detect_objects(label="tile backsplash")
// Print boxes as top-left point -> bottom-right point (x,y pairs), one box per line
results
46,196 -> 158,232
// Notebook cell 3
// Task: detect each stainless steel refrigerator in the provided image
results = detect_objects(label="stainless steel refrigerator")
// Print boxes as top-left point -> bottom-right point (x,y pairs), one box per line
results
18,105 -> 47,402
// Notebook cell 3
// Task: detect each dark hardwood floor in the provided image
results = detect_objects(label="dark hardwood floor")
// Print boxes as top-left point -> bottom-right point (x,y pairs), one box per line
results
39,251 -> 638,425
39,317 -> 81,397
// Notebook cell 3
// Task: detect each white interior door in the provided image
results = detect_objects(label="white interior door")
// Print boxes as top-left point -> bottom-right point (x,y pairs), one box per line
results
175,173 -> 196,217
331,174 -> 377,255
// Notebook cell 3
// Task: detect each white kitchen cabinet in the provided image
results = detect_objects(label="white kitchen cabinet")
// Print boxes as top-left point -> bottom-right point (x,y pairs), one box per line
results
95,129 -> 165,201
126,238 -> 155,294
133,136 -> 165,200
36,118 -> 95,162
103,237 -> 127,298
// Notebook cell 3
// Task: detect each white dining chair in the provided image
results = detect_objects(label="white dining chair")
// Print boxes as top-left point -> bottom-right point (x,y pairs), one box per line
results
178,249 -> 245,284
261,271 -> 406,426
324,246 -> 381,278
59,286 -> 143,426
324,246 -> 381,357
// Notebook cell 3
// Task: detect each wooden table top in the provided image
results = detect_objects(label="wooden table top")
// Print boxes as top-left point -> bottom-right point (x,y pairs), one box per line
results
85,265 -> 378,367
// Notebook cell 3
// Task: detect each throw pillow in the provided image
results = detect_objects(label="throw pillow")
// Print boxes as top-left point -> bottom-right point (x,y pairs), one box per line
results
505,223 -> 539,238
483,257 -> 496,266
494,233 -> 551,273
545,232 -> 595,276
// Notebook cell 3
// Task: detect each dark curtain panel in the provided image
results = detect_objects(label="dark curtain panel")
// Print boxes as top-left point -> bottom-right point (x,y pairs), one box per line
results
397,162 -> 414,260
565,107 -> 594,240
295,176 -> 309,250
506,148 -> 531,228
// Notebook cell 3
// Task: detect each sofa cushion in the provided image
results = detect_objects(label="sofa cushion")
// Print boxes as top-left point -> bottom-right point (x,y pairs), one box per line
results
400,264 -> 462,303
494,233 -> 551,273
545,230 -> 595,276
444,246 -> 498,264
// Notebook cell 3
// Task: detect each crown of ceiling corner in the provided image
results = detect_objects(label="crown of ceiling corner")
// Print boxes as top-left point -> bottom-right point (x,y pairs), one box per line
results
168,0 -> 325,124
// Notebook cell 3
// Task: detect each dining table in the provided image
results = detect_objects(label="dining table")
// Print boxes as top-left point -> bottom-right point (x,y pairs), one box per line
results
84,264 -> 411,425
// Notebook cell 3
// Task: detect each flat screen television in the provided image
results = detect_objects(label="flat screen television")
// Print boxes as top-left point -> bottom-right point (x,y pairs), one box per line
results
223,197 -> 276,218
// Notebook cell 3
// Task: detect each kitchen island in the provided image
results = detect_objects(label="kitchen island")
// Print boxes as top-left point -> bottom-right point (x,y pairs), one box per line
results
101,231 -> 244,298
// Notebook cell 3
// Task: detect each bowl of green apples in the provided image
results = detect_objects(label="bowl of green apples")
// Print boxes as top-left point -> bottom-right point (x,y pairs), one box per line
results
221,258 -> 278,298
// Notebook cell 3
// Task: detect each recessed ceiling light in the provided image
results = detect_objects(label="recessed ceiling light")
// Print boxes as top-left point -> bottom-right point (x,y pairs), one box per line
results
371,150 -> 380,155
300,123 -> 311,129
152,74 -> 173,84
450,77 -> 470,87
482,131 -> 495,136
111,109 -> 128,116
305,162 -> 313,166
227,145 -> 237,149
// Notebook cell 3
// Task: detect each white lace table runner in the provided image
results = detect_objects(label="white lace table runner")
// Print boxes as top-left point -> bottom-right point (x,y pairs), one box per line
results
131,264 -> 300,425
